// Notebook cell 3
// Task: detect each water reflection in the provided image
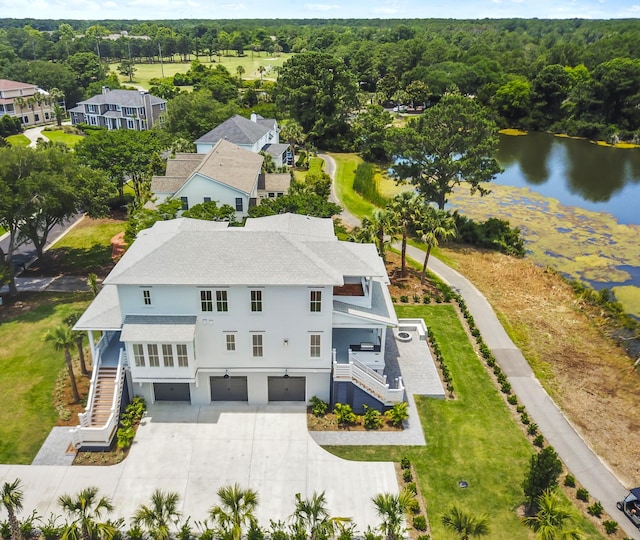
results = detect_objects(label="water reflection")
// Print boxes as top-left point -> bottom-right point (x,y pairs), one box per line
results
496,133 -> 640,225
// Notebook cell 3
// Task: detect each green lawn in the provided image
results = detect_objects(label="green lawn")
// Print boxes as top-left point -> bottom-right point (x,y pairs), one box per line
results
6,133 -> 30,147
0,292 -> 92,463
43,128 -> 85,148
329,152 -> 379,220
109,52 -> 294,89
326,304 -> 602,539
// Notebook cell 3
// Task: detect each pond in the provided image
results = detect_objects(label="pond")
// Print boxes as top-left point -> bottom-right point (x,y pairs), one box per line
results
446,132 -> 640,317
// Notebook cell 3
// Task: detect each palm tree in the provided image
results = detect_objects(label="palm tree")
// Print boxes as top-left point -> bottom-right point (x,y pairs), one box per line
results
44,325 -> 80,403
359,208 -> 398,264
64,312 -> 89,376
388,192 -> 421,276
209,484 -> 259,540
257,65 -> 266,81
371,489 -> 413,540
133,490 -> 181,540
441,506 -> 490,540
58,487 -> 115,540
416,207 -> 457,283
236,65 -> 245,81
523,490 -> 583,540
279,119 -> 305,165
1,479 -> 24,540
87,273 -> 99,298
291,491 -> 349,540
13,97 -> 26,121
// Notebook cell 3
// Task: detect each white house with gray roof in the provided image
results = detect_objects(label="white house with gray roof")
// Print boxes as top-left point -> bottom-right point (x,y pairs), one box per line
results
151,139 -> 290,219
195,113 -> 291,167
71,214 -> 401,449
69,87 -> 166,131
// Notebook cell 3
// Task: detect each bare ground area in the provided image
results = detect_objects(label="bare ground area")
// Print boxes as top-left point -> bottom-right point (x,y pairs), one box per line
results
440,245 -> 640,487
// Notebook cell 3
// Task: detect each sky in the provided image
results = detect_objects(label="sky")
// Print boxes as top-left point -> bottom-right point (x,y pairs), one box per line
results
1,0 -> 639,21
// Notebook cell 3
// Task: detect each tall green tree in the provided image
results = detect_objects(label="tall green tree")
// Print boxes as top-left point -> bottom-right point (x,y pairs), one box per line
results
353,105 -> 393,162
117,59 -> 137,83
371,490 -> 413,540
353,208 -> 398,264
64,312 -> 89,376
416,207 -> 457,283
58,487 -> 115,540
44,325 -> 80,404
523,447 -> 563,511
390,92 -> 502,210
388,192 -> 421,277
522,489 -> 583,540
162,90 -> 237,140
441,506 -> 490,540
1,479 -> 24,540
133,490 -> 181,540
275,51 -> 358,146
209,484 -> 259,540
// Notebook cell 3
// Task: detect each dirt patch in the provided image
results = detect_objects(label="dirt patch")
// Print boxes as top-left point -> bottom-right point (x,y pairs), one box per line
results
441,245 -> 640,487
385,251 -> 445,302
111,232 -> 127,262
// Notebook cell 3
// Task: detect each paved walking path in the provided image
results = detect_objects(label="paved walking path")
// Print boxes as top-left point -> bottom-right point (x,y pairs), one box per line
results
320,155 -> 640,539
23,125 -> 50,147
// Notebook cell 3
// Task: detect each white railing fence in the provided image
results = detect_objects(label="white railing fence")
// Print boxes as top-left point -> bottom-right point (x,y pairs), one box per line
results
332,358 -> 405,405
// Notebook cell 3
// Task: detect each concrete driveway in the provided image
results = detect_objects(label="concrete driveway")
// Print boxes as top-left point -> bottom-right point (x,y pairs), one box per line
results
0,404 -> 397,531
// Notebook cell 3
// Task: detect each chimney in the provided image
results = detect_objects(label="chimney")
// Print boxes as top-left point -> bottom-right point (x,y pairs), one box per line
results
250,112 -> 258,123
102,86 -> 110,94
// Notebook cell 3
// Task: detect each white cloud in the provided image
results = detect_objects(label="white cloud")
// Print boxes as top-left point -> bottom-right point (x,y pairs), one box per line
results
304,3 -> 340,11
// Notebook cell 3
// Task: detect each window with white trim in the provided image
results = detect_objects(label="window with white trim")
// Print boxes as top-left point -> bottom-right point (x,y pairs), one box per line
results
201,290 -> 213,312
162,344 -> 174,367
216,290 -> 228,312
235,197 -> 243,211
250,290 -> 262,312
180,196 -> 189,210
147,344 -> 160,367
176,344 -> 189,367
252,334 -> 263,357
225,334 -> 236,351
310,334 -> 321,358
127,119 -> 135,129
310,290 -> 322,312
143,289 -> 151,305
133,343 -> 145,367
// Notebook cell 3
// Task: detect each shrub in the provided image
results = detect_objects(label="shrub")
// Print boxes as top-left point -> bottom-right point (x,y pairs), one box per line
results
363,405 -> 383,430
412,515 -> 427,531
507,394 -> 518,405
386,402 -> 409,426
520,412 -> 530,425
533,435 -> 545,448
405,482 -> 417,495
334,403 -> 357,425
516,405 -> 526,414
602,520 -> 618,535
576,487 -> 589,502
127,525 -> 144,540
403,468 -> 413,482
116,425 -> 135,451
423,295 -> 431,304
413,294 -> 421,303
401,456 -> 411,469
496,372 -> 507,383
564,474 -> 576,487
0,522 -> 11,540
527,423 -> 538,436
400,295 -> 409,303
247,522 -> 265,540
310,396 -> 328,417
587,501 -> 603,518
406,497 -> 421,515
523,446 -> 562,508
501,382 -> 512,394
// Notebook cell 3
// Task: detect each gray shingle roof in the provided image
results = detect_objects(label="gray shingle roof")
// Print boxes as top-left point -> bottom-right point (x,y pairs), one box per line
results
103,216 -> 386,287
262,173 -> 291,193
121,315 -> 197,342
195,114 -> 273,146
80,89 -> 166,107
73,285 -> 122,330
262,143 -> 289,158
243,214 -> 335,239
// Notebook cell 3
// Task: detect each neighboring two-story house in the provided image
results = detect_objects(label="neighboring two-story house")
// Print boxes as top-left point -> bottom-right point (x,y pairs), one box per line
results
71,214 -> 402,448
195,113 -> 291,167
0,78 -> 53,126
68,87 -> 166,131
150,139 -> 291,220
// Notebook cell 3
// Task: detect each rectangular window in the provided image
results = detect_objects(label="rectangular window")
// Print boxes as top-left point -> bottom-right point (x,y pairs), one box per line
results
133,343 -> 145,367
127,119 -> 135,129
143,289 -> 151,305
310,334 -> 321,358
147,344 -> 160,367
34,113 -> 40,122
124,107 -> 135,115
203,196 -> 211,203
225,334 -> 236,351
235,197 -> 243,211
88,104 -> 97,113
89,116 -> 97,126
160,103 -> 166,111
252,334 -> 263,357
200,290 -> 213,312
216,290 -> 228,312
162,344 -> 174,367
180,196 -> 189,210
45,112 -> 50,120
250,290 -> 262,312
310,290 -> 322,312
176,344 -> 189,367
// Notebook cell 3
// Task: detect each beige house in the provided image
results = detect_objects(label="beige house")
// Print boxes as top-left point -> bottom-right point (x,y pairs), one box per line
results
0,79 -> 54,126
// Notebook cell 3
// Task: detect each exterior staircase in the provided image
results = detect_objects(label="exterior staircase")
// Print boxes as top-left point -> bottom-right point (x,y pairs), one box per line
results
89,367 -> 118,426
332,354 -> 405,405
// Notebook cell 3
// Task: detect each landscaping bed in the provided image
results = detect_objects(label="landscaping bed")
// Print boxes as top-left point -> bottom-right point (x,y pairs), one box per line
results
307,408 -> 403,431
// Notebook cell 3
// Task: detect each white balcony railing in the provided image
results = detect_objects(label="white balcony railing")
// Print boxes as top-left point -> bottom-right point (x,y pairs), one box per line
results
333,353 -> 404,405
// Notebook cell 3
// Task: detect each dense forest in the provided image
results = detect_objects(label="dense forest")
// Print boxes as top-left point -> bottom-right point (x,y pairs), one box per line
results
2,18 -> 640,141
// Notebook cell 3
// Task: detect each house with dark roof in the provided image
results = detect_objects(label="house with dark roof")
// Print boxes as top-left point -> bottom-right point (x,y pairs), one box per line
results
195,113 -> 291,167
0,78 -> 54,126
72,214 -> 402,448
69,87 -> 166,131
151,139 -> 290,218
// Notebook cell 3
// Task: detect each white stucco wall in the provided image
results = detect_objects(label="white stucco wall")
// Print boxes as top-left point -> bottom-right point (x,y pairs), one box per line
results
174,173 -> 253,219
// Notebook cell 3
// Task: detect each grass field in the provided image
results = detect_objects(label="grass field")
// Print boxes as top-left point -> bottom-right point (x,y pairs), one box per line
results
109,51 -> 294,89
326,304 -> 603,539
6,133 -> 30,147
0,291 -> 92,463
43,128 -> 85,147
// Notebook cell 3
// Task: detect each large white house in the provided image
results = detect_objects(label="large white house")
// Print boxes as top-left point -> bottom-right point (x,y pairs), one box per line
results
72,214 -> 402,448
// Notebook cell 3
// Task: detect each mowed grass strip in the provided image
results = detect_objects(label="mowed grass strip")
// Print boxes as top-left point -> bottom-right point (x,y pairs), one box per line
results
329,152 -> 378,220
6,133 -> 30,147
0,292 -> 92,463
327,304 -> 602,539
42,128 -> 85,147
